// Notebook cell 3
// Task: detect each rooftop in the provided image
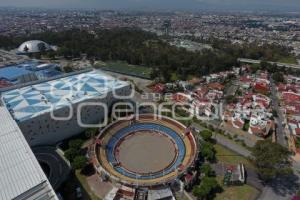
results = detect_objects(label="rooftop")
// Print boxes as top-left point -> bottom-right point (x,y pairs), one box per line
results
0,66 -> 33,81
0,107 -> 56,199
0,61 -> 62,86
1,70 -> 129,122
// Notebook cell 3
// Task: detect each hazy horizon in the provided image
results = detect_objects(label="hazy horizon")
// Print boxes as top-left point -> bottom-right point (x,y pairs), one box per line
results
0,0 -> 299,12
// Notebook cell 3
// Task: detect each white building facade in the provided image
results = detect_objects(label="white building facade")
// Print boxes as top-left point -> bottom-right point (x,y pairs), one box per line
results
1,70 -> 132,146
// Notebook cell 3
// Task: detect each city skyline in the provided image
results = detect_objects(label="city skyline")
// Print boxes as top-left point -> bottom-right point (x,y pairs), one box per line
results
0,0 -> 300,12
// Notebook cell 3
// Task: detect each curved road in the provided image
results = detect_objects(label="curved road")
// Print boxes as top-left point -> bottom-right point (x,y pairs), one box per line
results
33,146 -> 71,190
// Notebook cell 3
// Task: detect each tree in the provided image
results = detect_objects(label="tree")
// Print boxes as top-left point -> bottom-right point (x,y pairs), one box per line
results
64,148 -> 78,162
225,95 -> 238,104
193,177 -> 221,200
200,130 -> 213,142
69,139 -> 84,150
201,164 -> 215,177
251,140 -> 292,181
201,142 -> 216,162
72,156 -> 88,170
272,72 -> 285,83
272,109 -> 278,118
85,128 -> 98,139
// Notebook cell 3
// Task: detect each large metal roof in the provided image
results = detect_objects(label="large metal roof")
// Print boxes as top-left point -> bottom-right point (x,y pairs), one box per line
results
1,70 -> 129,122
0,107 -> 57,200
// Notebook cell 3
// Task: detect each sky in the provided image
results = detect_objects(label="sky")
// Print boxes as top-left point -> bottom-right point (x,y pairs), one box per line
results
0,0 -> 299,12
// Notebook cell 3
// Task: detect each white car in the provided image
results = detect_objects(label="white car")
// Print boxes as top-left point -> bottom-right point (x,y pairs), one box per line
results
76,187 -> 83,199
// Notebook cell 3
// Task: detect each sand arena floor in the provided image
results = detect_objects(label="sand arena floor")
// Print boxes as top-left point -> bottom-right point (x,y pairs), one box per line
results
115,131 -> 177,174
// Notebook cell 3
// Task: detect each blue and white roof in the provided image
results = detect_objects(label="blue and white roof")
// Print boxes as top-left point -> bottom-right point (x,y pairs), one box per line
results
1,71 -> 129,122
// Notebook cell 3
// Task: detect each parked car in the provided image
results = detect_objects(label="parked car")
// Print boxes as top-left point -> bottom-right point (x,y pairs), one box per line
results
76,187 -> 83,199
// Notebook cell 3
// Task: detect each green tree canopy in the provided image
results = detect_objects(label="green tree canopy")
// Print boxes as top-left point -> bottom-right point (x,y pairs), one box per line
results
72,156 -> 88,170
251,140 -> 292,181
272,72 -> 285,83
68,139 -> 84,150
225,95 -> 238,104
201,164 -> 215,177
193,176 -> 221,200
85,128 -> 98,139
64,148 -> 78,162
201,142 -> 216,162
200,130 -> 213,142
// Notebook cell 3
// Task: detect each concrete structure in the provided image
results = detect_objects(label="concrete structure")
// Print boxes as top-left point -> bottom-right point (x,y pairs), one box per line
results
17,40 -> 53,54
1,70 -> 131,146
0,107 -> 57,200
148,187 -> 175,200
94,114 -> 198,187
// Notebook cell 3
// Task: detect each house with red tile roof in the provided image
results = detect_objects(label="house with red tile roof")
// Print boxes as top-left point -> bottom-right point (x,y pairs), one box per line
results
285,104 -> 300,116
254,82 -> 270,94
151,83 -> 166,93
194,87 -> 209,98
295,128 -> 300,136
282,91 -> 300,103
208,82 -> 225,91
172,92 -> 191,103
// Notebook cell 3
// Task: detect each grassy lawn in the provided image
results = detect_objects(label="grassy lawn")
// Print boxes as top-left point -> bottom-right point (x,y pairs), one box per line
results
214,177 -> 259,200
95,61 -> 152,79
75,170 -> 102,200
277,56 -> 298,64
214,144 -> 256,170
295,137 -> 300,148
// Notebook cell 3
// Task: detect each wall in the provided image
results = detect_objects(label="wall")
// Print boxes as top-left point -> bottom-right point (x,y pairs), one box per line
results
18,85 -> 132,146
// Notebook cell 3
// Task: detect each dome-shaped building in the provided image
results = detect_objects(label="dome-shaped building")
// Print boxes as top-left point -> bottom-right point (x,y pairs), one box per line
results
17,40 -> 53,54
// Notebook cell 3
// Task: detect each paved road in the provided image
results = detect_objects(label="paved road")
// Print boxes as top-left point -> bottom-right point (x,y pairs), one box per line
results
270,78 -> 287,146
192,123 -> 252,158
33,146 -> 71,190
238,58 -> 300,70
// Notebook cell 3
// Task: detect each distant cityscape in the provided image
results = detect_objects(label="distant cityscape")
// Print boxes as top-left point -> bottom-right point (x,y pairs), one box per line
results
0,8 -> 299,55
0,6 -> 300,200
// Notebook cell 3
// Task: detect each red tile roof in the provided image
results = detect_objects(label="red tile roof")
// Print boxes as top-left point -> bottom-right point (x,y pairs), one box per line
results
250,126 -> 263,135
0,79 -> 12,89
151,83 -> 166,93
172,93 -> 189,102
208,82 -> 225,91
295,128 -> 300,136
282,92 -> 300,103
255,82 -> 269,93
232,119 -> 244,129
